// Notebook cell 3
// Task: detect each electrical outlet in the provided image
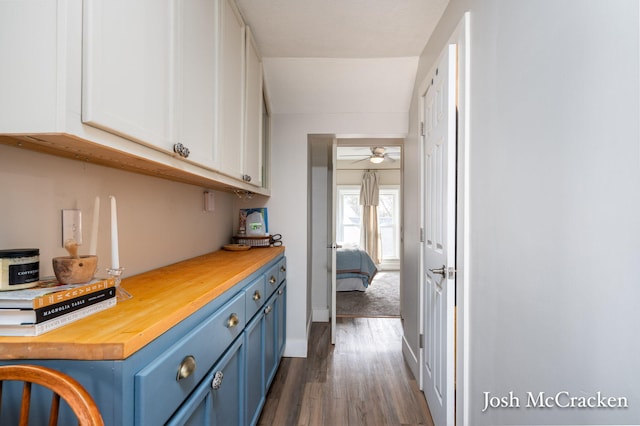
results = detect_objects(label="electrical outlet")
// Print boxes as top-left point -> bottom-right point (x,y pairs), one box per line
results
204,191 -> 215,212
62,209 -> 82,247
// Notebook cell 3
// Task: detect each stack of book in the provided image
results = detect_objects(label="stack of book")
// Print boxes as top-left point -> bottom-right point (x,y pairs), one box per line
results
0,277 -> 117,336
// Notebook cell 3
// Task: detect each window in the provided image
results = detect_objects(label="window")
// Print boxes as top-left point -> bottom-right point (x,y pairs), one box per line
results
337,186 -> 361,244
336,185 -> 400,262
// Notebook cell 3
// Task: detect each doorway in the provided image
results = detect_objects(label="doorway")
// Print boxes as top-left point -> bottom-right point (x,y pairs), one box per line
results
307,136 -> 404,343
334,143 -> 402,319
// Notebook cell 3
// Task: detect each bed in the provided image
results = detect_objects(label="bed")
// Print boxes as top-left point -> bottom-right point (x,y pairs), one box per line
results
336,247 -> 378,291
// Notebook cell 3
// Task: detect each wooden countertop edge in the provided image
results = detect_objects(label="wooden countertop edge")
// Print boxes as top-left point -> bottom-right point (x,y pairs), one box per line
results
0,247 -> 284,361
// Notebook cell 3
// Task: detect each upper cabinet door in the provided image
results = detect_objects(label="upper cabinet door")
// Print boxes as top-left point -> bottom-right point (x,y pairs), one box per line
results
216,0 -> 245,180
174,0 -> 217,169
82,0 -> 174,152
243,28 -> 263,187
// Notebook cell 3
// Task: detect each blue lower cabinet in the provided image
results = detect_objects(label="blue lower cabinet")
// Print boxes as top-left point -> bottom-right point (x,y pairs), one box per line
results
168,336 -> 244,426
135,292 -> 245,425
0,254 -> 286,426
245,279 -> 287,425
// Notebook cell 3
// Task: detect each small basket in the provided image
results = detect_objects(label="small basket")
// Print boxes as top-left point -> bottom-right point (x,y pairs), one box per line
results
233,235 -> 271,247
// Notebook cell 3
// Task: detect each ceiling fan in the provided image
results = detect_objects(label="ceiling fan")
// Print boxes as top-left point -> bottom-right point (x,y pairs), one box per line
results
353,147 -> 396,164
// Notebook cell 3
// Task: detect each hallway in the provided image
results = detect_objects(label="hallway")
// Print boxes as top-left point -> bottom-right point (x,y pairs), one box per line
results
259,318 -> 434,425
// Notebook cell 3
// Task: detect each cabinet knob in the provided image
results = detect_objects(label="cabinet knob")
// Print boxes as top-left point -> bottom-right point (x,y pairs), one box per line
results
253,290 -> 261,301
211,371 -> 224,390
242,174 -> 252,182
280,265 -> 286,272
173,143 -> 190,158
176,355 -> 196,381
278,289 -> 284,296
226,313 -> 240,328
269,276 -> 276,285
264,305 -> 273,315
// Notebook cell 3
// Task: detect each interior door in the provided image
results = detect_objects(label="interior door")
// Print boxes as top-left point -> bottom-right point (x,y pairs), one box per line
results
329,138 -> 338,344
421,44 -> 456,426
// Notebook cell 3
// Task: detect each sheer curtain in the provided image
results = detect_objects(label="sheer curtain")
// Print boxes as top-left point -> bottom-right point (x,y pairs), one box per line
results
360,170 -> 381,264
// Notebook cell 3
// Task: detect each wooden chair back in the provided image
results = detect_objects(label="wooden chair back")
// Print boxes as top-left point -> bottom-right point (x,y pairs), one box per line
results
0,364 -> 104,426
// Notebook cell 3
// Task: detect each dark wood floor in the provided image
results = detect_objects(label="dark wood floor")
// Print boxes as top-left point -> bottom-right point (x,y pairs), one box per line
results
258,317 -> 434,426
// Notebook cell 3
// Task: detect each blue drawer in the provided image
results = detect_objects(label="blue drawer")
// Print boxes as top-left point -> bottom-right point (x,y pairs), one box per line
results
277,257 -> 287,285
265,263 -> 279,298
245,274 -> 266,321
134,292 -> 245,425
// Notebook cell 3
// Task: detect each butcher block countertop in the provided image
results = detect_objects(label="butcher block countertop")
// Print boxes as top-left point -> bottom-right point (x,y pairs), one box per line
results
0,246 -> 284,361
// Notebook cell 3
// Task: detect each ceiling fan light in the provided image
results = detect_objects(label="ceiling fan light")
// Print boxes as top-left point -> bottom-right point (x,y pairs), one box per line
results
369,156 -> 384,164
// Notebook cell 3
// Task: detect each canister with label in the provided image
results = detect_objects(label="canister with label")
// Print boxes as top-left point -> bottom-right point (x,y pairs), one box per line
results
0,249 -> 40,291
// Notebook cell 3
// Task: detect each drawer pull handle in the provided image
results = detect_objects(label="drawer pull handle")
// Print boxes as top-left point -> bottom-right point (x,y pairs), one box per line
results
226,313 -> 240,328
211,371 -> 224,390
253,291 -> 261,301
269,276 -> 277,285
280,265 -> 286,272
176,355 -> 196,381
264,305 -> 273,315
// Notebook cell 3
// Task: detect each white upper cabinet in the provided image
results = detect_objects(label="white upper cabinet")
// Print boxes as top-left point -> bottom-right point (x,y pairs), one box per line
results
0,1 -> 70,133
0,0 -> 269,194
82,0 -> 174,152
174,0 -> 218,169
243,28 -> 264,187
84,0 -> 222,170
216,0 -> 245,181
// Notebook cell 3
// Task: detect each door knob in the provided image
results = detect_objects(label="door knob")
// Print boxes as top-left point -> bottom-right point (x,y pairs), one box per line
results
429,265 -> 446,276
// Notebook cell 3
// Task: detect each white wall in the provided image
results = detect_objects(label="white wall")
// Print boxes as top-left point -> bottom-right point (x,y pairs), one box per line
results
0,144 -> 234,279
310,140 -> 331,322
267,112 -> 408,357
407,0 -> 640,424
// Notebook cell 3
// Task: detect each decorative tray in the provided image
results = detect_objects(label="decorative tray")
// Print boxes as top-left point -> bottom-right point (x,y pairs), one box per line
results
232,235 -> 271,247
223,244 -> 252,251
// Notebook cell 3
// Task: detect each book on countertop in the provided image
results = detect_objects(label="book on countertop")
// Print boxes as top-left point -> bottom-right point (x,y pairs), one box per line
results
0,277 -> 116,309
0,297 -> 117,336
0,287 -> 116,325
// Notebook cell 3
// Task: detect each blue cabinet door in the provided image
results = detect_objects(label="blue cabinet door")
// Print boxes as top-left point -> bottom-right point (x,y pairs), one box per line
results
245,310 -> 264,426
263,282 -> 286,390
276,282 -> 287,359
168,337 -> 244,426
263,294 -> 277,390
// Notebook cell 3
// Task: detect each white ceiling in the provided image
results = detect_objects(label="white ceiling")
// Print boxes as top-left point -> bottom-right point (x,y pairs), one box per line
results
262,57 -> 418,114
235,0 -> 449,115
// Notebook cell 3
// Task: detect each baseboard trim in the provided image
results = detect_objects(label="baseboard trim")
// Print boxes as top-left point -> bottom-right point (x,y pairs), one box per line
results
282,315 -> 312,358
402,334 -> 420,387
282,337 -> 308,358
